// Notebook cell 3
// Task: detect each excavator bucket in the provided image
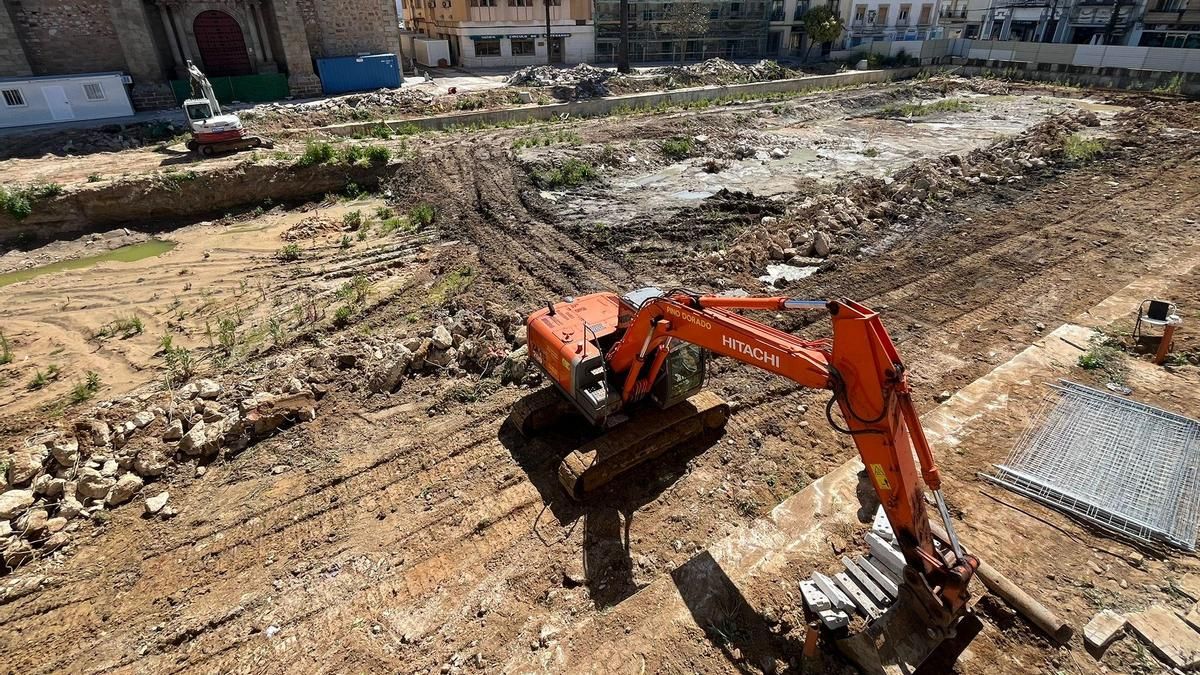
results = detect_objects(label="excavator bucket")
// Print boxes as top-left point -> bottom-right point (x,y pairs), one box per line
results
835,577 -> 981,675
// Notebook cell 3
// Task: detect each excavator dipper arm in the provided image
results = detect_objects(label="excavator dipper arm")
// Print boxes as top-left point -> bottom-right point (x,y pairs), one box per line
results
604,291 -> 977,617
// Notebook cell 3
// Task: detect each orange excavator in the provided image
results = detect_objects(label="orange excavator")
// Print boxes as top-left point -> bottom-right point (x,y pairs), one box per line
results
513,287 -> 979,671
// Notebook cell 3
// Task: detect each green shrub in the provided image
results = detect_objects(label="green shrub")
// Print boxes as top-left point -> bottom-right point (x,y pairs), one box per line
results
661,137 -> 694,160
365,145 -> 391,165
535,159 -> 598,188
408,203 -> 436,229
877,99 -> 973,119
343,210 -> 364,229
340,234 -> 352,249
276,243 -> 302,261
0,331 -> 11,365
70,371 -> 101,403
1064,134 -> 1103,163
87,174 -> 102,183
296,141 -> 336,167
0,188 -> 33,220
333,304 -> 354,327
339,144 -> 367,165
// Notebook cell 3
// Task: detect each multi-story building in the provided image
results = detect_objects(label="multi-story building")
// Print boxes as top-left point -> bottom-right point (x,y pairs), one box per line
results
1137,0 -> 1199,46
977,0 -> 1147,43
768,0 -> 812,58
939,0 -> 985,36
843,0 -> 943,45
404,0 -> 594,67
593,0 -> 771,64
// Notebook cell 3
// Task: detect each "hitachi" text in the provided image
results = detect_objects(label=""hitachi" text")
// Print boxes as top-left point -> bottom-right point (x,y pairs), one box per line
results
721,335 -> 780,368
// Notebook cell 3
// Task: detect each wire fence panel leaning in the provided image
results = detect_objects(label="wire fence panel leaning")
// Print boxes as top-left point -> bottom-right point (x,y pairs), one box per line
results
982,380 -> 1200,551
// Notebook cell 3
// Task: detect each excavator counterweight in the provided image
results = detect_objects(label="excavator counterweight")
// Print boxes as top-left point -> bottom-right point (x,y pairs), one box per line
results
515,286 -> 980,673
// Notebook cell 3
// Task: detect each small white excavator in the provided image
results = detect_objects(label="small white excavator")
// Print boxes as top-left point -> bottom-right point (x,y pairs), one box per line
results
182,60 -> 273,156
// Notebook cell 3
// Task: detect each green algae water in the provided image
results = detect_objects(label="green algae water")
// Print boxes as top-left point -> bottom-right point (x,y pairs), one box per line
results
0,239 -> 177,288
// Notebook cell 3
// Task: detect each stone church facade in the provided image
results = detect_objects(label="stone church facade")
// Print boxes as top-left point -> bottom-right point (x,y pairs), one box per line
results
0,0 -> 401,109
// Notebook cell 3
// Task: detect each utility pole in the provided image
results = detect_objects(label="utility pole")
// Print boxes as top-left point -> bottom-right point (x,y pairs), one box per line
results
617,0 -> 630,73
1102,0 -> 1125,43
545,0 -> 553,65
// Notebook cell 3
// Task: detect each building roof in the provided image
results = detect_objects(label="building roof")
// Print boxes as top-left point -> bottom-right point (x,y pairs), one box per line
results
0,71 -> 127,85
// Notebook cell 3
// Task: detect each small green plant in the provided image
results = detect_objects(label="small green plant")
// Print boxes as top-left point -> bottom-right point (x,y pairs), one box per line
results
427,266 -> 475,306
534,159 -> 598,189
338,144 -> 368,166
877,99 -> 973,119
342,181 -> 366,199
98,315 -> 143,338
69,371 -> 102,403
276,243 -> 302,261
268,317 -> 286,345
296,140 -> 336,167
365,145 -> 391,165
164,346 -> 195,385
356,226 -> 370,241
408,203 -> 436,229
217,317 -> 237,353
1063,134 -> 1104,163
661,136 -> 694,160
343,209 -> 364,229
28,369 -> 50,390
375,206 -> 395,220
0,331 -> 11,365
340,234 -> 352,249
393,122 -> 422,136
1078,331 -> 1127,383
333,304 -> 354,327
378,216 -> 408,235
337,274 -> 372,305
863,147 -> 880,157
158,333 -> 174,354
87,173 -> 102,183
368,122 -> 392,139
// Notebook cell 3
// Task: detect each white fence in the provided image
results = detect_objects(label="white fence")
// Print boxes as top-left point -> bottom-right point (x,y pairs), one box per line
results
835,38 -> 1200,74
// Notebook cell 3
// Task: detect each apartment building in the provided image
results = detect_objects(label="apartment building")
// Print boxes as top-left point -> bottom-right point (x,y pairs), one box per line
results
593,0 -> 772,64
843,0 -> 944,45
973,0 -> 1152,44
1138,0 -> 1200,47
404,0 -> 594,67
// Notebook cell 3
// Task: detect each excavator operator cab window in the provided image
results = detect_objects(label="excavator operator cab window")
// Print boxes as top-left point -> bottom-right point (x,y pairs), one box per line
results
185,102 -> 214,122
652,342 -> 706,409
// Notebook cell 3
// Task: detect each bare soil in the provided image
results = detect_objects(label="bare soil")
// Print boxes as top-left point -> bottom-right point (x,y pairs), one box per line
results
1,78 -> 1199,674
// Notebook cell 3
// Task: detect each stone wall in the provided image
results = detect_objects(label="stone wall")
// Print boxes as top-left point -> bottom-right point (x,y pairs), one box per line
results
311,0 -> 400,58
9,0 -> 127,75
0,2 -> 32,76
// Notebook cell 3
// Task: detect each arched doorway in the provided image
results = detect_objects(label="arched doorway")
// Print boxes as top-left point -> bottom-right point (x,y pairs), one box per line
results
193,10 -> 253,76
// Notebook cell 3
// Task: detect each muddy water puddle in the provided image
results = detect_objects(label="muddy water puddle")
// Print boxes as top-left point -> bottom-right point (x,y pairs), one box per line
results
0,239 -> 177,288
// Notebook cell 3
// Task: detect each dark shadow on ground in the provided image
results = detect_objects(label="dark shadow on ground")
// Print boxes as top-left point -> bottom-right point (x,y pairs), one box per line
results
499,387 -> 725,609
671,549 -> 805,674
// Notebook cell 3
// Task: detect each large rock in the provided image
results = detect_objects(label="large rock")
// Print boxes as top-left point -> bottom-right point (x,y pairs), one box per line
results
133,446 -> 171,478
368,348 -> 413,394
75,468 -> 116,500
1126,605 -> 1200,669
144,491 -> 169,515
813,231 -> 832,258
0,490 -> 35,519
195,379 -> 222,400
162,419 -> 184,441
237,392 -> 316,438
1084,609 -> 1126,651
106,473 -> 143,506
132,410 -> 156,429
14,507 -> 48,535
76,419 -> 111,448
7,444 -> 48,486
178,420 -> 209,456
3,539 -> 33,568
500,345 -> 529,384
49,437 -> 79,467
431,325 -> 454,350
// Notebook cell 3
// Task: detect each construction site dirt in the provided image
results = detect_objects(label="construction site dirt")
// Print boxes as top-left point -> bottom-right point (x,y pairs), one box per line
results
1,76 -> 1199,675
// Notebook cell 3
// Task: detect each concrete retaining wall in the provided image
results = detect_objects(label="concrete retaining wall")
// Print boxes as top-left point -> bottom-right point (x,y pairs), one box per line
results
321,67 -> 924,136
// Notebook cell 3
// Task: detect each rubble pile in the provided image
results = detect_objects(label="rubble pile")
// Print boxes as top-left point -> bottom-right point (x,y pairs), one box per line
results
646,59 -> 799,86
506,63 -> 619,99
0,379 -> 317,575
281,215 -> 343,241
710,109 -> 1103,281
1,120 -> 190,160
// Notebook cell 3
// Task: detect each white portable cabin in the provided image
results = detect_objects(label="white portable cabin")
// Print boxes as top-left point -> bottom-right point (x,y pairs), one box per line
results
412,38 -> 451,67
0,72 -> 134,129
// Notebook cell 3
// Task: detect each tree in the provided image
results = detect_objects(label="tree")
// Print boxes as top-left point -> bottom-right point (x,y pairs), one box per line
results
802,5 -> 843,62
662,1 -> 712,63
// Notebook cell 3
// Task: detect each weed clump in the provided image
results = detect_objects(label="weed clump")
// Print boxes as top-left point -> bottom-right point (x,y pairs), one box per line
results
408,203 -> 436,229
661,137 -> 694,160
1063,134 -> 1103,163
296,141 -> 336,167
276,243 -> 302,261
535,159 -> 598,189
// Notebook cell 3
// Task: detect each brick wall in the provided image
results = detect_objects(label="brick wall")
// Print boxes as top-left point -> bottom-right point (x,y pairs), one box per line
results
312,0 -> 400,58
296,0 -> 326,57
10,0 -> 128,75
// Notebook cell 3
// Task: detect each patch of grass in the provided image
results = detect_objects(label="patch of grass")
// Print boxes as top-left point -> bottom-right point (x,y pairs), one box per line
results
342,181 -> 367,199
87,173 -> 102,183
1,181 -> 64,220
217,317 -> 237,353
357,226 -> 370,240
534,159 -> 598,189
512,129 -> 583,150
340,234 -> 352,249
28,365 -> 60,390
1063,134 -> 1104,163
336,274 -> 372,305
164,346 -> 194,385
365,145 -> 391,165
1153,73 -> 1184,95
1078,331 -> 1127,383
339,144 -> 388,167
378,216 -> 409,235
97,315 -> 144,339
863,146 -> 880,157
69,371 -> 101,403
342,210 -> 364,229
0,331 -> 11,365
877,98 -> 973,119
661,136 -> 694,161
295,140 -> 337,167
408,203 -> 436,229
276,243 -> 302,261
333,304 -> 355,327
375,206 -> 394,220
428,266 -> 475,306
393,122 -> 422,136
455,97 -> 485,111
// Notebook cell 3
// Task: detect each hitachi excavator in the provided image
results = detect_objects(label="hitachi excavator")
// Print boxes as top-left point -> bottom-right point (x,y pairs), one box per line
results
182,60 -> 272,157
512,287 -> 980,672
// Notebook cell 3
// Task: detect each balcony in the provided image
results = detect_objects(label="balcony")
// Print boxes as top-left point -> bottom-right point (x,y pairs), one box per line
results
1144,8 -> 1200,21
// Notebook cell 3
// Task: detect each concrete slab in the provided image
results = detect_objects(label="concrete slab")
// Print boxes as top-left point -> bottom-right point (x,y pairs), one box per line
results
1126,605 -> 1200,670
834,571 -> 882,620
814,571 -> 855,613
856,554 -> 900,600
1177,573 -> 1200,602
800,579 -> 832,612
843,556 -> 890,607
867,532 -> 906,577
1178,602 -> 1200,633
872,505 -> 896,542
1083,609 -> 1127,651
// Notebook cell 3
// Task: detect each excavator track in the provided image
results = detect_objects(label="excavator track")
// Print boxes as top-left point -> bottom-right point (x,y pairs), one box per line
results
557,390 -> 729,499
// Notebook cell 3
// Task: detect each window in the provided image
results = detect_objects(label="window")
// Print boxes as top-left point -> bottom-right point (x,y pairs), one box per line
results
2,88 -> 25,107
83,82 -> 106,101
475,39 -> 501,55
512,38 -> 535,54
854,4 -> 866,21
897,4 -> 910,22
509,0 -> 532,5
470,0 -> 496,6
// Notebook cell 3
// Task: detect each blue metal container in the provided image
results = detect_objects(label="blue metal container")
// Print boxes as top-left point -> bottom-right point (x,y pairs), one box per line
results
316,53 -> 402,95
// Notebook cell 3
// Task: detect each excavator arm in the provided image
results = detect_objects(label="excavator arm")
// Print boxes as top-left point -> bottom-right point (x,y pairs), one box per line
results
604,290 -> 977,617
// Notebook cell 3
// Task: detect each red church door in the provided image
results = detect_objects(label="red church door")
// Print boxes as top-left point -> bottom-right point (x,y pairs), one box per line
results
193,10 -> 253,76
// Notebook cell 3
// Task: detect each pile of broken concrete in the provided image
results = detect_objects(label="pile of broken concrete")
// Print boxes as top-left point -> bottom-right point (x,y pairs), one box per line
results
0,378 -> 317,574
